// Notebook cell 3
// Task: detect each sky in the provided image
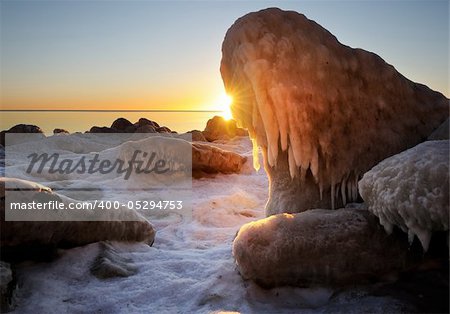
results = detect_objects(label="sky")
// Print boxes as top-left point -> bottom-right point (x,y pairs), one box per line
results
0,0 -> 448,112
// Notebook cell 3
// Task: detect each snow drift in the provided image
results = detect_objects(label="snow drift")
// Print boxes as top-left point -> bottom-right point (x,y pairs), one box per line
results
220,8 -> 449,214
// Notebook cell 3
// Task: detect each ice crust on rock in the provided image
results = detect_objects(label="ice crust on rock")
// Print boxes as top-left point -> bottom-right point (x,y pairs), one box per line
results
220,8 -> 449,213
359,140 -> 449,251
232,209 -> 413,287
1,177 -> 156,247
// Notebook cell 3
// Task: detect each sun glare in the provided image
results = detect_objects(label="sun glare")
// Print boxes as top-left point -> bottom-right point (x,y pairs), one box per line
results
217,93 -> 233,120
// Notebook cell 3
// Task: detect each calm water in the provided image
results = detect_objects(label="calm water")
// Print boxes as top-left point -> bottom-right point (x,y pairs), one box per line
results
1,111 -> 222,135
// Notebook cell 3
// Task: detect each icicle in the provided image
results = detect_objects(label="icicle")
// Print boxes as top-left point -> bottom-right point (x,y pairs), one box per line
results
319,181 -> 323,201
251,138 -> 260,171
299,166 -> 306,181
288,145 -> 297,179
290,132 -> 303,168
340,177 -> 347,206
247,70 -> 279,170
347,174 -> 353,202
310,147 -> 319,183
353,174 -> 359,201
267,143 -> 275,167
414,228 -> 432,252
407,229 -> 415,245
330,179 -> 335,210
269,85 -> 288,152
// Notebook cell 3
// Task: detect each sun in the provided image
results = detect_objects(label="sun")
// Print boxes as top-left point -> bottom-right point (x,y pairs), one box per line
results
216,93 -> 233,120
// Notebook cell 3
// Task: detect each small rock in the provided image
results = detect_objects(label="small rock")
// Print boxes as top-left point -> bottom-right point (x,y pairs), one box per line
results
53,128 -> 69,135
90,242 -> 138,279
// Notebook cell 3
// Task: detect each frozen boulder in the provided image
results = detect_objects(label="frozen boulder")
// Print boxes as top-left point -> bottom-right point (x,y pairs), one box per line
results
1,177 -> 156,248
203,116 -> 248,142
220,8 -> 449,215
192,142 -> 247,177
358,140 -> 449,251
233,209 -> 413,288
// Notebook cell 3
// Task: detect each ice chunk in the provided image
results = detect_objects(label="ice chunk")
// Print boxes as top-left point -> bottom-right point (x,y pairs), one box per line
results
359,140 -> 449,251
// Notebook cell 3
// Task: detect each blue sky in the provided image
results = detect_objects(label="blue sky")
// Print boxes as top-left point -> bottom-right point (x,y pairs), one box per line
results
0,0 -> 448,110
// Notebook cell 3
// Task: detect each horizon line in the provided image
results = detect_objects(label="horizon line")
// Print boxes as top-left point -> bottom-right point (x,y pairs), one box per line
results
0,109 -> 224,113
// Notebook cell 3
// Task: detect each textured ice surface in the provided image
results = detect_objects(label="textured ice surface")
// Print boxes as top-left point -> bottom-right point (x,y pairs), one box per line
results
359,140 -> 449,251
233,209 -> 412,288
220,8 -> 448,210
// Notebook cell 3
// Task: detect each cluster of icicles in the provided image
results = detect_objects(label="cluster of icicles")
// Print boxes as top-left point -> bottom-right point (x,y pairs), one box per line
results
235,98 -> 360,210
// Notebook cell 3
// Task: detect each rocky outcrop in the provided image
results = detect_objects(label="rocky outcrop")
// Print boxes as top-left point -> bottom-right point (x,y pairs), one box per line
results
359,140 -> 449,251
232,209 -> 415,288
137,117 -> 160,129
188,130 -> 207,142
88,118 -> 173,135
89,126 -> 118,133
136,124 -> 157,133
192,142 -> 247,177
202,116 -> 247,142
156,126 -> 172,133
111,118 -> 134,132
1,177 -> 156,248
221,8 -> 449,215
0,124 -> 45,146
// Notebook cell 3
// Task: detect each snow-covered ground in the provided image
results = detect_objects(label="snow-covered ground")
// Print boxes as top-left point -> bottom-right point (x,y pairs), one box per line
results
4,135 -> 407,313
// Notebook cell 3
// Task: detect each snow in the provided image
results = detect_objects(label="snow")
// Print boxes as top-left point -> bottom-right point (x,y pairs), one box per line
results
359,140 -> 449,251
220,8 -> 448,209
3,134 -> 410,313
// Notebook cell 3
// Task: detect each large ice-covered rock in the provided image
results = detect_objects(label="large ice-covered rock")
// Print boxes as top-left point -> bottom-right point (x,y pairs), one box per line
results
1,177 -> 156,248
232,209 -> 413,288
358,140 -> 449,251
192,142 -> 247,177
220,8 -> 449,215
